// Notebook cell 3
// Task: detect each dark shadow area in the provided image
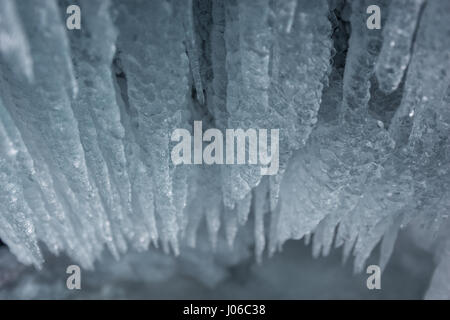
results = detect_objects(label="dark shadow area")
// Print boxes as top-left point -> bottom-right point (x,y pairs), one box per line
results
0,230 -> 434,299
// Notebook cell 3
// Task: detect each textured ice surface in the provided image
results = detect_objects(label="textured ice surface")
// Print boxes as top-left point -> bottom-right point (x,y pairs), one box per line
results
0,0 -> 449,298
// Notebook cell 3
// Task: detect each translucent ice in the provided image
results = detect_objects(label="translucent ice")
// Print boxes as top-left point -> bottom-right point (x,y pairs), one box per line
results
0,0 -> 449,299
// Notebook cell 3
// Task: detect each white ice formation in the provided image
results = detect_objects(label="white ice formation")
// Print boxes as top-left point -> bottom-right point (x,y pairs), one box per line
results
0,0 -> 449,298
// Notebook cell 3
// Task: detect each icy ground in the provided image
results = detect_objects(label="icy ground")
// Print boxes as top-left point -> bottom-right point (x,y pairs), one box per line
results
0,0 -> 450,299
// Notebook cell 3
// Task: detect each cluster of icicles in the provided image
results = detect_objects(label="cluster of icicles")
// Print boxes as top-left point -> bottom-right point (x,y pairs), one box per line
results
0,0 -> 449,297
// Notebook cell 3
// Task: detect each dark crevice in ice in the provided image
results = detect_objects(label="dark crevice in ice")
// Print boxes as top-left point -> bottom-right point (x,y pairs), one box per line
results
112,52 -> 134,124
328,0 -> 351,71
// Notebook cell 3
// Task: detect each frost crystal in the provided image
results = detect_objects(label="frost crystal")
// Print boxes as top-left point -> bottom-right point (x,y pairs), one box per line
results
0,0 -> 449,299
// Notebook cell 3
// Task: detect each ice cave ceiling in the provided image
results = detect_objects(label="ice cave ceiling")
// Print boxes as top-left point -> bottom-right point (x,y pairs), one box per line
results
0,0 -> 449,299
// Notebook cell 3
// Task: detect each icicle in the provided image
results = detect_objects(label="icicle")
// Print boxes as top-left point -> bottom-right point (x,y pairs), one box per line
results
1,0 -> 450,291
304,233 -> 311,246
271,0 -> 332,146
112,46 -> 159,251
312,215 -> 339,258
236,192 -> 252,225
266,0 -> 332,211
375,0 -> 425,93
390,0 -> 450,147
379,223 -> 399,271
402,39 -> 450,237
341,0 -> 386,119
273,0 -> 297,34
0,98 -> 43,267
0,0 -> 33,81
64,0 -> 133,257
210,0 -> 228,128
222,0 -> 271,208
183,167 -> 207,248
115,0 -> 193,255
1,0 -> 104,268
0,94 -> 62,256
254,177 -> 269,263
184,0 -> 205,105
425,239 -> 450,299
1,82 -> 95,264
205,203 -> 221,250
224,206 -> 238,248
